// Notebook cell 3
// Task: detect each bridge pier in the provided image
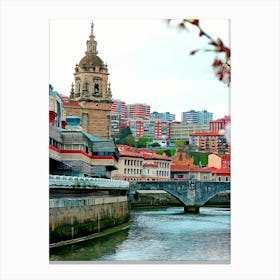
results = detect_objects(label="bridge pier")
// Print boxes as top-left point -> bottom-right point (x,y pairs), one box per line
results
184,205 -> 200,213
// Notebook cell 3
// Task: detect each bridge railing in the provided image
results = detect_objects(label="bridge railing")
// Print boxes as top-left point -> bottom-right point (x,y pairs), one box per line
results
49,175 -> 130,189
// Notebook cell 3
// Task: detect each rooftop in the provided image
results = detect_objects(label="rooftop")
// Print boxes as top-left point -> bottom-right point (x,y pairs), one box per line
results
190,131 -> 220,136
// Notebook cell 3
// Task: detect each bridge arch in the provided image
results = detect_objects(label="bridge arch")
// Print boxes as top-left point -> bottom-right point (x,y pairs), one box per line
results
129,181 -> 230,213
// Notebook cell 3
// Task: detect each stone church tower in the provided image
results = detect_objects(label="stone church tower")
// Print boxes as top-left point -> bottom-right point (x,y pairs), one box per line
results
65,22 -> 113,139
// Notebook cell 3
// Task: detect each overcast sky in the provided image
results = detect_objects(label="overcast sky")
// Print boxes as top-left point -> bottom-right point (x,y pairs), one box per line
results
50,19 -> 230,121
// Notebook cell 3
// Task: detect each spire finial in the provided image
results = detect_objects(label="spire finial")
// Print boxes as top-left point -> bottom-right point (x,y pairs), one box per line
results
70,82 -> 74,99
90,21 -> 94,35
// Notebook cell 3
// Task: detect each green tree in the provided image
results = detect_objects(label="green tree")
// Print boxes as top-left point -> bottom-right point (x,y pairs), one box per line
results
118,126 -> 133,142
163,149 -> 172,157
151,142 -> 161,147
123,134 -> 137,147
175,140 -> 185,148
137,136 -> 151,148
189,152 -> 211,166
156,149 -> 175,157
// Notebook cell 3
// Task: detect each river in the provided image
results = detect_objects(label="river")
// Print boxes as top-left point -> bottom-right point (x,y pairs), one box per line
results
50,206 -> 230,263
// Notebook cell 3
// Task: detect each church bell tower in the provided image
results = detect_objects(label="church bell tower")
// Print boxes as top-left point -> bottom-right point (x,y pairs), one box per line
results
67,22 -> 113,139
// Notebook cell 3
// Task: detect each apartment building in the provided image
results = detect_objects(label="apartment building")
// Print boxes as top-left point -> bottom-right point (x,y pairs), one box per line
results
170,122 -> 209,145
181,109 -> 213,125
126,103 -> 151,119
190,131 -> 230,154
151,111 -> 176,122
210,115 -> 231,132
127,118 -> 170,141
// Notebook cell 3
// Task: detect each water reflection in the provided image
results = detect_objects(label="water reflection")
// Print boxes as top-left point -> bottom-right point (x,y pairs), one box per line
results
50,228 -> 129,261
50,207 -> 230,262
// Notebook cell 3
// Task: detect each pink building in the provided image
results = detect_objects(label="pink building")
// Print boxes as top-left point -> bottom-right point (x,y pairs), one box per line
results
111,99 -> 126,119
208,154 -> 231,169
210,115 -> 231,132
110,99 -> 127,136
127,118 -> 170,141
126,103 -> 151,119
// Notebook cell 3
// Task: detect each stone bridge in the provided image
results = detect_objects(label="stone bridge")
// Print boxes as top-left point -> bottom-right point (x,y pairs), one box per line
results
129,180 -> 230,213
49,176 -> 230,213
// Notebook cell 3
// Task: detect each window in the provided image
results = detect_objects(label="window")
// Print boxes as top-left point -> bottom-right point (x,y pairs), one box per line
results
94,83 -> 99,94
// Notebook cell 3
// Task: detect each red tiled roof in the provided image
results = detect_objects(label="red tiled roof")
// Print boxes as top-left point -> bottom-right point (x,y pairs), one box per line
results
217,154 -> 230,160
117,144 -> 133,150
211,168 -> 230,175
171,164 -> 189,172
198,167 -> 217,172
142,152 -> 171,161
117,146 -> 172,161
171,165 -> 215,172
119,150 -> 143,158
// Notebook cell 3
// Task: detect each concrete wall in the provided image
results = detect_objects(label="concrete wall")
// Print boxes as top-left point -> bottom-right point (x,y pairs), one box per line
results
49,196 -> 130,244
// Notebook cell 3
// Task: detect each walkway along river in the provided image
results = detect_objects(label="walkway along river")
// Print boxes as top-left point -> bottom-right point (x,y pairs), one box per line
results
50,206 -> 230,262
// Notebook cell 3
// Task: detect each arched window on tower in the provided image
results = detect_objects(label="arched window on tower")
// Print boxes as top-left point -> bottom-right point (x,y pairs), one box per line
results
94,83 -> 99,95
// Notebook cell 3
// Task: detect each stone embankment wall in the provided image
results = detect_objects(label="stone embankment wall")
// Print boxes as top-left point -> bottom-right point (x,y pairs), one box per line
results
205,192 -> 230,206
49,196 -> 130,245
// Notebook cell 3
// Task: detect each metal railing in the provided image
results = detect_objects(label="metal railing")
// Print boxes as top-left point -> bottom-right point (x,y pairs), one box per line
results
49,175 -> 129,189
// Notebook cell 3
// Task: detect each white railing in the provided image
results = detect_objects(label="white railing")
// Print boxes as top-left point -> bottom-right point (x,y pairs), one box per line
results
49,175 -> 129,189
